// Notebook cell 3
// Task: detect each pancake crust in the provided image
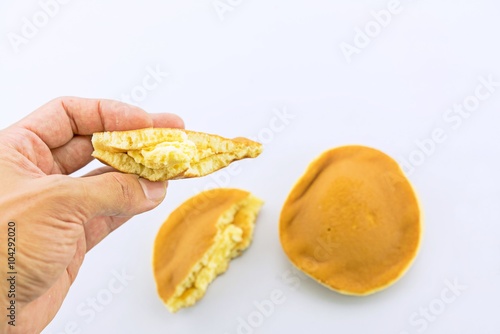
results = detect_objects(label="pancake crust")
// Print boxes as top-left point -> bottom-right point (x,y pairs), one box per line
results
279,146 -> 421,295
153,188 -> 263,312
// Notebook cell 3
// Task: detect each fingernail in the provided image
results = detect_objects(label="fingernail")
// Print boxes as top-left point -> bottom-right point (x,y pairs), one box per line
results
139,179 -> 167,202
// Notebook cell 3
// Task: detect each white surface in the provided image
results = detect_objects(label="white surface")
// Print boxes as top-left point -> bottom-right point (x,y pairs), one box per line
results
1,1 -> 500,333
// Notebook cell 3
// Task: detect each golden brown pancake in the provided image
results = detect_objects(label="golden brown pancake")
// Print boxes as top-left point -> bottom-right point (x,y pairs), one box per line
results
280,145 -> 421,295
153,188 -> 263,312
92,128 -> 263,181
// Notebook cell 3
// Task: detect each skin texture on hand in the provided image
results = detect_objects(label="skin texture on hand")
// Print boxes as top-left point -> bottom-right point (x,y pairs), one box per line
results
0,97 -> 184,333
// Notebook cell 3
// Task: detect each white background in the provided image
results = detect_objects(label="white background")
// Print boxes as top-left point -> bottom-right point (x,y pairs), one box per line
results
1,0 -> 500,333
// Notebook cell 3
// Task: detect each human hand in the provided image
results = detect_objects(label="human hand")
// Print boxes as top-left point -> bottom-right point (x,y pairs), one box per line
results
0,97 -> 184,333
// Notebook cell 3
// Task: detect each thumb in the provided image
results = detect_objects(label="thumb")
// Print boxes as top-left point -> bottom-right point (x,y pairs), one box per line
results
75,172 -> 167,217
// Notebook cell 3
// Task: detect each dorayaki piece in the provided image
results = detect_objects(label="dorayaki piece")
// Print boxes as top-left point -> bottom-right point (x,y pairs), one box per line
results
153,188 -> 263,313
91,128 -> 263,181
280,146 -> 421,296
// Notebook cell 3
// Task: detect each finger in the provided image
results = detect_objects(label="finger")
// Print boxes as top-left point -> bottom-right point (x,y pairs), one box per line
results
51,135 -> 93,174
82,166 -> 119,177
15,97 -> 185,149
84,216 -> 133,251
151,112 -> 185,129
71,172 -> 168,249
73,172 -> 168,217
75,168 -> 132,250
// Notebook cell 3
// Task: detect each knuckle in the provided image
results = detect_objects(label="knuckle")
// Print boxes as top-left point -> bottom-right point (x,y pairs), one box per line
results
109,173 -> 136,209
50,96 -> 67,107
35,176 -> 91,221
45,175 -> 73,199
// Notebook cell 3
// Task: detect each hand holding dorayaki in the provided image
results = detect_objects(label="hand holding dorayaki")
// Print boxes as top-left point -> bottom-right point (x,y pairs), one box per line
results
0,97 -> 188,333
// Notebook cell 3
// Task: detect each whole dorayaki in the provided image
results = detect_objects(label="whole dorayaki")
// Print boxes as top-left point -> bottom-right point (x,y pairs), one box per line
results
280,145 -> 422,295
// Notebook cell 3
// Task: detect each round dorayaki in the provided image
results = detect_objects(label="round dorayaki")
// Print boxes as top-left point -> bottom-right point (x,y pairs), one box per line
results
279,145 -> 421,295
153,188 -> 263,312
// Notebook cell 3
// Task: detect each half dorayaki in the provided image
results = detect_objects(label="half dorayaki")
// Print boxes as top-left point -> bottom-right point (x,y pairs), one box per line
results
91,128 -> 263,181
153,188 -> 263,313
280,145 -> 421,296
